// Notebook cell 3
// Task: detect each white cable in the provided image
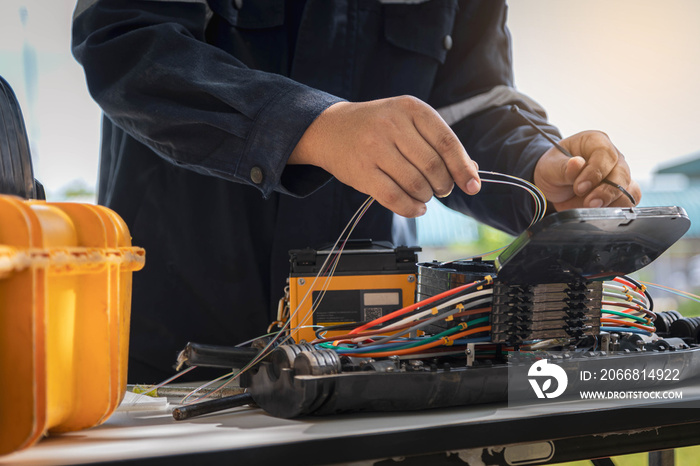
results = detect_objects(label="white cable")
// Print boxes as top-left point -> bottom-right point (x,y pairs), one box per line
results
382,289 -> 493,332
354,295 -> 493,345
603,283 -> 650,308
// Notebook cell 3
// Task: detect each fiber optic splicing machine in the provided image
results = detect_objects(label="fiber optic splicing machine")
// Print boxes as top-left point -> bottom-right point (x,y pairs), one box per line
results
176,206 -> 700,419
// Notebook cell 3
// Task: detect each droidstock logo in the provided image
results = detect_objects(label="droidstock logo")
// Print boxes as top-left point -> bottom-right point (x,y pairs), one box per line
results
528,359 -> 568,399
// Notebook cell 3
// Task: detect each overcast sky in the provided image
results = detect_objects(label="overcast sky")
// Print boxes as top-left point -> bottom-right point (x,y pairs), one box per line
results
0,0 -> 699,196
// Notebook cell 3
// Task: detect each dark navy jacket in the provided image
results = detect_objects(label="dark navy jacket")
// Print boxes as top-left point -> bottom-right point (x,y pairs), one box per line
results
72,0 -> 560,382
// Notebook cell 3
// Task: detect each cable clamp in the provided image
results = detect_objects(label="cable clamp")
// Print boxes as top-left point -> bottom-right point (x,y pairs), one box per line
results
445,315 -> 454,322
442,337 -> 453,346
431,307 -> 439,315
459,322 -> 468,330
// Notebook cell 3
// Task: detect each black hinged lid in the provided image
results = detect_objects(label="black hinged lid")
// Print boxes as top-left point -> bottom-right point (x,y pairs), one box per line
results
495,206 -> 691,284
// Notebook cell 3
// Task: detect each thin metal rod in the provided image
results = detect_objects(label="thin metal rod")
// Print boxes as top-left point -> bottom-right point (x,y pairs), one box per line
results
510,105 -> 636,205
128,384 -> 244,399
172,392 -> 254,421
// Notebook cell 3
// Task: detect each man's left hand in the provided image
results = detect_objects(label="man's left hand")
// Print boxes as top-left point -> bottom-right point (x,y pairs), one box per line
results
533,130 -> 641,211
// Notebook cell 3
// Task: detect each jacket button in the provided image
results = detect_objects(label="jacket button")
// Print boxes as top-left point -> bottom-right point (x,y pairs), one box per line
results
233,0 -> 243,9
250,166 -> 263,184
443,35 -> 453,50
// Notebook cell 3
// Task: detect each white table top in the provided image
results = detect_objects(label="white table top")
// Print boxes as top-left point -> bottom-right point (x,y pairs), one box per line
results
3,386 -> 700,466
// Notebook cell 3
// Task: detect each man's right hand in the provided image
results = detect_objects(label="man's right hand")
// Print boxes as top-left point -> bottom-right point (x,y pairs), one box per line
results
288,96 -> 481,218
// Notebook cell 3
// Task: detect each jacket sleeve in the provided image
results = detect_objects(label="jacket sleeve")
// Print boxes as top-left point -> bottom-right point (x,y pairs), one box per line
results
71,0 -> 341,198
428,0 -> 561,235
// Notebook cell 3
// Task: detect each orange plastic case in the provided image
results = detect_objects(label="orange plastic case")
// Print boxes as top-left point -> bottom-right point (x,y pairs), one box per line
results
0,195 -> 145,455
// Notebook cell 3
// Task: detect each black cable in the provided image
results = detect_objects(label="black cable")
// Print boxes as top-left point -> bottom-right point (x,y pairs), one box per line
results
622,275 -> 654,312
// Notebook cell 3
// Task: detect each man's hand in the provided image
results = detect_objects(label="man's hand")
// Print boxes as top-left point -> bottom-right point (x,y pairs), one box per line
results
533,130 -> 641,211
289,96 -> 481,218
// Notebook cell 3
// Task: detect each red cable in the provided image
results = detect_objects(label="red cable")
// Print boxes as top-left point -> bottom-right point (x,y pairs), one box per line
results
348,280 -> 482,335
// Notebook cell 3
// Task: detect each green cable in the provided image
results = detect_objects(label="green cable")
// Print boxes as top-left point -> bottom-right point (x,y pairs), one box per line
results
319,326 -> 460,354
388,315 -> 492,352
320,316 -> 492,354
601,308 -> 650,324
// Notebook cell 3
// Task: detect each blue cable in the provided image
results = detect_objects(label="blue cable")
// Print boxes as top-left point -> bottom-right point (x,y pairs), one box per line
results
600,326 -> 651,335
452,336 -> 492,345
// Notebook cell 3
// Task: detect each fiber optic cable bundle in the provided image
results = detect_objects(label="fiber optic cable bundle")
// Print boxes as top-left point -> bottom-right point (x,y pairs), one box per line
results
313,276 -> 494,360
600,276 -> 656,335
306,271 -> 655,361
